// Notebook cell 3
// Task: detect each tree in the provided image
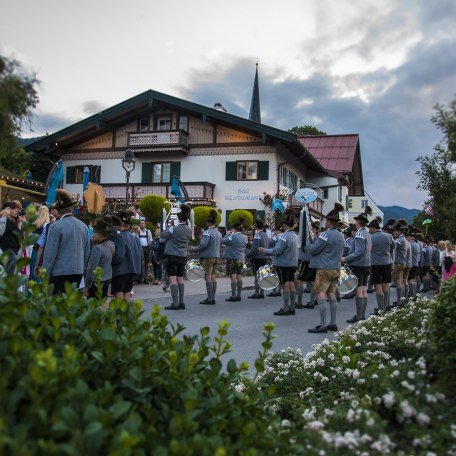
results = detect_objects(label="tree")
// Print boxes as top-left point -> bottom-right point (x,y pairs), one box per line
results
228,210 -> 254,230
139,194 -> 168,223
416,97 -> 456,241
193,206 -> 221,228
0,54 -> 39,174
288,125 -> 327,136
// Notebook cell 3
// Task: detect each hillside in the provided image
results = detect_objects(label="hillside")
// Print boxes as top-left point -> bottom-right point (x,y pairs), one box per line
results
379,205 -> 421,224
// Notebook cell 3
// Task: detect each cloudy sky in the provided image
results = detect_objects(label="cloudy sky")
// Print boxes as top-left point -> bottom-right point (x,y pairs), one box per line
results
2,0 -> 455,208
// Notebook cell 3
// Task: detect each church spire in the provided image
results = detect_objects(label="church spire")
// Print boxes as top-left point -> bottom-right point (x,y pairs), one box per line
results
249,62 -> 261,123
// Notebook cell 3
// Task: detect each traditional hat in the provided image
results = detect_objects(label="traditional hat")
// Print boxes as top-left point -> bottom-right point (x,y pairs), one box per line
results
116,210 -> 135,225
325,202 -> 344,222
392,219 -> 408,231
254,219 -> 264,229
383,219 -> 395,232
93,218 -> 113,237
367,216 -> 382,230
354,205 -> 372,224
273,223 -> 284,231
54,189 -> 75,210
312,220 -> 321,231
207,209 -> 219,224
283,209 -> 295,227
232,217 -> 245,230
104,214 -> 122,227
415,232 -> 425,241
177,203 -> 191,221
343,226 -> 352,235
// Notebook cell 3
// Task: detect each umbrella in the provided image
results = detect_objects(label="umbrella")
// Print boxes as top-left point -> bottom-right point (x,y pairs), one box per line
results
45,161 -> 64,206
422,218 -> 432,235
272,198 -> 285,213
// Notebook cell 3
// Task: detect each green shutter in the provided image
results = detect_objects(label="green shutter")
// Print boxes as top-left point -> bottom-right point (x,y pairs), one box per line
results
170,161 -> 181,178
258,161 -> 269,180
91,165 -> 101,183
66,166 -> 76,184
225,162 -> 237,181
225,210 -> 233,229
142,162 -> 152,183
256,210 -> 265,221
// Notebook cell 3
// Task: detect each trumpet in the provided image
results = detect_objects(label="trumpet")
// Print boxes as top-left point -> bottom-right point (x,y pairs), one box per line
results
298,205 -> 315,249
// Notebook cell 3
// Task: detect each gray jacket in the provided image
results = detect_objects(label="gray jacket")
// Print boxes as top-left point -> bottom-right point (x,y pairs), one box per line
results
371,230 -> 395,266
221,231 -> 247,260
42,214 -> 89,277
394,235 -> 407,265
85,240 -> 115,287
112,230 -> 143,277
308,227 -> 344,270
343,237 -> 353,257
246,230 -> 269,260
344,227 -> 371,267
161,223 -> 192,258
264,229 -> 298,267
405,239 -> 412,268
411,240 -> 421,267
192,226 -> 222,258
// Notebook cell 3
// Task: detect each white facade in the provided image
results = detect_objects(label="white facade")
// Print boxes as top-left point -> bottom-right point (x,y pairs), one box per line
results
348,193 -> 384,224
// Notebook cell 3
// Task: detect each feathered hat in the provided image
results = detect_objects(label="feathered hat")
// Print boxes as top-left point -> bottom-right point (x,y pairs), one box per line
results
283,209 -> 295,227
116,209 -> 135,225
354,205 -> 372,224
392,218 -> 408,232
326,202 -> 344,222
54,189 -> 75,210
177,203 -> 191,221
312,220 -> 321,231
254,219 -> 265,229
93,218 -> 114,237
367,216 -> 382,229
383,219 -> 395,232
207,209 -> 219,224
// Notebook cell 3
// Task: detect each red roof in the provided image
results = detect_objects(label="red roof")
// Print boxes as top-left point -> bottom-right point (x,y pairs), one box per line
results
298,134 -> 359,174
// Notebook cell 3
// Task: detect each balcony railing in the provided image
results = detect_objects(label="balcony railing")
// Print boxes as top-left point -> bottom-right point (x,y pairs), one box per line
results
127,129 -> 189,150
102,181 -> 215,204
278,189 -> 324,216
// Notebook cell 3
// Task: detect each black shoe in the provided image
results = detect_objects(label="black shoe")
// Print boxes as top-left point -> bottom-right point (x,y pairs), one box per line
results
225,297 -> 237,302
276,293 -> 282,296
346,316 -> 360,323
371,308 -> 380,316
248,294 -> 264,299
289,309 -> 296,315
342,294 -> 354,299
327,324 -> 338,331
336,297 -> 341,302
295,304 -> 304,309
266,292 -> 276,297
211,300 -> 216,304
391,301 -> 398,307
308,325 -> 328,333
199,299 -> 214,305
303,302 -> 314,309
367,289 -> 374,293
165,305 -> 180,310
179,303 -> 185,309
274,308 -> 290,316
236,296 -> 241,301
304,288 -> 311,293
386,305 -> 392,312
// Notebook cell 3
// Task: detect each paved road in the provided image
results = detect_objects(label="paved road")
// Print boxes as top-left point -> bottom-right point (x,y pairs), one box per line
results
132,278 -> 434,374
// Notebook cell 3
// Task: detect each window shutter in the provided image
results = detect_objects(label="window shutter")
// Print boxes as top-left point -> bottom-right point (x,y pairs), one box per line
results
255,210 -> 265,221
258,161 -> 269,180
66,166 -> 76,184
225,162 -> 237,181
142,162 -> 152,183
225,210 -> 233,229
170,161 -> 181,178
91,165 -> 101,183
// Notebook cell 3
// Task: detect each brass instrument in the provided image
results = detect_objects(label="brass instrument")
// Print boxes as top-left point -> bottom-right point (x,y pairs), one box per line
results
298,205 -> 315,249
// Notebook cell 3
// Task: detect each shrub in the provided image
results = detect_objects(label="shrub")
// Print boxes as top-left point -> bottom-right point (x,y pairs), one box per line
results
193,206 -> 221,229
228,210 -> 253,230
139,194 -> 167,223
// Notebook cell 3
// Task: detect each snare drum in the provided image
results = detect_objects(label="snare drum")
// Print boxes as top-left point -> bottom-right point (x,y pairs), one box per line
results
257,264 -> 279,290
337,266 -> 358,295
185,259 -> 205,282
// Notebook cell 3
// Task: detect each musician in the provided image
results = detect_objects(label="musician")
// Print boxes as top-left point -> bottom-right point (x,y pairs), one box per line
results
160,204 -> 193,310
138,220 -> 153,284
296,221 -> 320,309
266,224 -> 284,297
415,232 -> 425,293
245,219 -> 269,299
190,209 -> 222,305
403,227 -> 412,301
260,212 -> 299,316
407,228 -> 420,300
391,219 -> 408,306
421,237 -> 432,292
342,206 -> 372,323
341,224 -> 357,300
307,203 -> 345,333
367,217 -> 395,313
222,219 -> 248,302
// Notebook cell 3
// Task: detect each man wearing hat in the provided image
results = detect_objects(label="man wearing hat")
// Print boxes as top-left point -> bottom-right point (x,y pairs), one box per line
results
341,224 -> 357,300
342,206 -> 372,322
306,203 -> 345,332
42,189 -> 89,294
245,219 -> 269,299
368,216 -> 395,313
391,219 -> 408,305
161,204 -> 193,310
407,228 -> 420,300
190,209 -> 222,305
260,211 -> 299,316
266,223 -> 284,297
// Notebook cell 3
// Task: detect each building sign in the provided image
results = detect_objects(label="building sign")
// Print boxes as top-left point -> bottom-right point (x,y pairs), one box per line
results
295,187 -> 319,203
224,188 -> 262,201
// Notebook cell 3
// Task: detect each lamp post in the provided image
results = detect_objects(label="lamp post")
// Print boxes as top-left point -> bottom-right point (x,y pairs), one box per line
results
122,149 -> 136,205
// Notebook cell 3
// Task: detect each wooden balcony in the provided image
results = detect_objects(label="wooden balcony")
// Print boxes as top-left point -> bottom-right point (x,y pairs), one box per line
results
127,129 -> 189,152
102,181 -> 215,204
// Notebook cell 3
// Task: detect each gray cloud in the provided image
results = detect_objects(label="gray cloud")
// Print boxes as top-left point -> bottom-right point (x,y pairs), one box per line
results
82,99 -> 106,115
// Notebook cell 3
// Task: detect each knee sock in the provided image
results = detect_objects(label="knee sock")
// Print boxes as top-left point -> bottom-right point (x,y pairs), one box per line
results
170,284 -> 179,306
329,299 -> 337,325
384,287 -> 390,308
282,292 -> 290,311
277,284 -> 282,295
231,281 -> 237,298
318,299 -> 327,326
178,283 -> 185,304
206,282 -> 213,301
376,293 -> 384,311
362,297 -> 368,319
211,281 -> 217,301
411,282 -> 416,299
355,297 -> 363,319
290,291 -> 296,310
396,287 -> 403,304
416,276 -> 421,291
254,278 -> 260,296
404,283 -> 409,298
237,280 -> 243,298
297,285 -> 304,305
310,286 -> 316,305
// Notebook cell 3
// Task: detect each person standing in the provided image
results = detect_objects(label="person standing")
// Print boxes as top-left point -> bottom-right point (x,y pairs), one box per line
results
342,206 -> 372,322
42,190 -> 89,294
0,202 -> 23,275
222,219 -> 248,302
341,225 -> 357,300
138,220 -> 153,283
260,212 -> 299,316
307,203 -> 345,333
266,224 -> 284,297
407,228 -> 421,300
245,219 -> 269,299
391,219 -> 408,306
190,209 -> 222,305
161,204 -> 192,310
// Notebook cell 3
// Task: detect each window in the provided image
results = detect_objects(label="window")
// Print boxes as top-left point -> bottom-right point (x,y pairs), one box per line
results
152,163 -> 171,183
323,188 -> 328,199
279,167 -> 298,191
139,118 -> 149,131
156,115 -> 172,131
141,161 -> 181,184
361,199 -> 369,208
66,165 -> 101,184
237,161 -> 258,180
178,116 -> 189,131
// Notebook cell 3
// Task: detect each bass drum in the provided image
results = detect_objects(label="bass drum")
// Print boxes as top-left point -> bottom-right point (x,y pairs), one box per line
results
257,264 -> 279,291
337,266 -> 358,295
185,259 -> 205,282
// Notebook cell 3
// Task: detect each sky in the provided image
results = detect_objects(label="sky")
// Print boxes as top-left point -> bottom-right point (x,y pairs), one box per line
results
2,0 -> 455,209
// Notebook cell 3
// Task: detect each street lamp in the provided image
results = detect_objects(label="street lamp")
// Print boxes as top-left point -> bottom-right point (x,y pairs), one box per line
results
122,148 -> 136,204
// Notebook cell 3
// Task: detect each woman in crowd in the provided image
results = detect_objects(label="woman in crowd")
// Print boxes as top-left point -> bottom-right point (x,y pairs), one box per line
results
30,205 -> 50,280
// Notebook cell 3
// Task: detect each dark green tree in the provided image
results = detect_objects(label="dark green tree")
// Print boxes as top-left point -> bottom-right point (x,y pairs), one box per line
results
288,125 -> 327,136
416,97 -> 456,241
